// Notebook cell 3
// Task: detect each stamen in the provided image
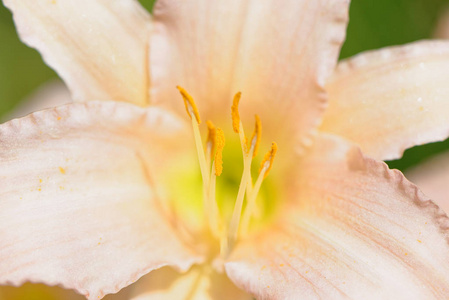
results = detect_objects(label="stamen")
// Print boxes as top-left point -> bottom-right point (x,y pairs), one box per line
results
177,86 -> 201,124
177,87 -> 208,183
177,87 -> 211,236
249,115 -> 262,157
231,92 -> 242,133
259,142 -> 278,178
208,164 -> 220,237
245,115 -> 262,199
214,128 -> 225,176
240,143 -> 277,235
225,97 -> 268,254
208,128 -> 225,237
227,142 -> 255,253
231,92 -> 248,155
206,121 -> 216,157
206,120 -> 216,169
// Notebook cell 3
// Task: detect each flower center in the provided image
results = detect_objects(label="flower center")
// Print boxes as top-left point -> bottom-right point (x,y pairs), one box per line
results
177,87 -> 277,258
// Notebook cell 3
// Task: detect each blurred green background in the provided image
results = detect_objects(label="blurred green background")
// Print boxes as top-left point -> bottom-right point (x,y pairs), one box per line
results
1,0 -> 449,172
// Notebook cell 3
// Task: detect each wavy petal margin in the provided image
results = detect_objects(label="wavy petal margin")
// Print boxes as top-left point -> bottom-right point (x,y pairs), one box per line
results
406,151 -> 449,215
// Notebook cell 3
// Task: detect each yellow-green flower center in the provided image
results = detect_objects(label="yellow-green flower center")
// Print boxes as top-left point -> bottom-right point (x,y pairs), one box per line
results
171,87 -> 279,259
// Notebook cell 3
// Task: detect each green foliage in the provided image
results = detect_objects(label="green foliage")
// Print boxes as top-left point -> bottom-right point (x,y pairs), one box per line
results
138,0 -> 156,12
341,0 -> 448,59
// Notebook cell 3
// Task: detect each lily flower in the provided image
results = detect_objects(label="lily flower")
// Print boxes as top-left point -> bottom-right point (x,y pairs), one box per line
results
2,0 -> 449,299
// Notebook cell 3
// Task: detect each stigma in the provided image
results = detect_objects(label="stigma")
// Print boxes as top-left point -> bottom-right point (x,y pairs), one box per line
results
176,86 -> 277,258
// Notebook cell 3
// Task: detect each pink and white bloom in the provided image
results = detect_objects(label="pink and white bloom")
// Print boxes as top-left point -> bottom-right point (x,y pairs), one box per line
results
2,0 -> 449,299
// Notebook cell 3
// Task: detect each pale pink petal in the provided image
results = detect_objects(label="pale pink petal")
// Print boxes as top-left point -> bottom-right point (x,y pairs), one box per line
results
150,0 -> 349,151
406,152 -> 449,214
321,40 -> 449,161
0,102 -> 203,300
226,134 -> 449,299
4,0 -> 151,105
1,80 -> 72,122
130,266 -> 251,300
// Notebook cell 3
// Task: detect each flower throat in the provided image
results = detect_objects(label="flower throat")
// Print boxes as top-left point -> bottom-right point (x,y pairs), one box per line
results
177,86 -> 277,257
